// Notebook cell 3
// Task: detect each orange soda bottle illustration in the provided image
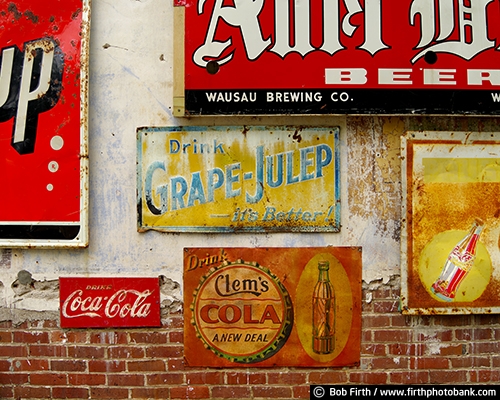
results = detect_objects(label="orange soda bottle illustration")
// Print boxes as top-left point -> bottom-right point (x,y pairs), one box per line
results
312,260 -> 335,354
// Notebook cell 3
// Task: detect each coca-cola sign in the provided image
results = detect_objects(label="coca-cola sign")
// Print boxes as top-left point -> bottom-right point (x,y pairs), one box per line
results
59,277 -> 161,328
175,0 -> 500,115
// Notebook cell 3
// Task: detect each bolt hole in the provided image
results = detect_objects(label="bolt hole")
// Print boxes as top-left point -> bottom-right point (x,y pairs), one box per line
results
424,51 -> 437,64
206,61 -> 220,75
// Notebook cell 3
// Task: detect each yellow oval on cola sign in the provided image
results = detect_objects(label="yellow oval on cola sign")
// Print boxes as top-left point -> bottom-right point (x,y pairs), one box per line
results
190,260 -> 293,363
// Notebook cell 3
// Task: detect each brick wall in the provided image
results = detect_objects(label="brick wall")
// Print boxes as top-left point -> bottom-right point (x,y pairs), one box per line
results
1,277 -> 499,399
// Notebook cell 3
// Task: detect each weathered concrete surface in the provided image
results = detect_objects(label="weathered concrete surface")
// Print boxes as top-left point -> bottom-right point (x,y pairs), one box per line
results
1,0 -> 499,321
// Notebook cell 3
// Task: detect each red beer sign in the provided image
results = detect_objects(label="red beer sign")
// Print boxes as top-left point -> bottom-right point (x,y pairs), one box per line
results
59,277 -> 161,328
0,0 -> 89,247
177,0 -> 500,115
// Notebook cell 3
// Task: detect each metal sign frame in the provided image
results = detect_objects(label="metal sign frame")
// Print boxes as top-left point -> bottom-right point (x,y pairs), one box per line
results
0,0 -> 90,248
174,0 -> 500,116
401,131 -> 500,315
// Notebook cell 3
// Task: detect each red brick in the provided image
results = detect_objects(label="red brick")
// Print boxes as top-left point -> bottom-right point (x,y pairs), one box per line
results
145,344 -> 183,358
147,373 -> 184,385
456,327 -> 493,340
0,359 -> 11,371
389,371 -> 429,384
0,344 -> 28,357
388,343 -> 424,356
127,359 -> 166,372
373,329 -> 411,343
252,386 -> 293,399
362,315 -> 391,328
361,343 -> 386,356
12,358 -> 49,371
292,385 -> 311,399
108,373 -> 145,386
167,357 -> 185,371
14,385 -> 51,399
186,371 -> 224,385
0,331 -> 12,342
51,359 -> 86,372
309,371 -> 348,384
439,343 -> 464,356
169,330 -> 184,343
471,369 -> 500,383
429,369 -> 468,384
0,386 -> 13,399
129,331 -> 168,344
0,372 -> 29,384
13,331 -> 49,344
131,387 -> 171,398
49,329 -> 85,344
30,372 -> 67,386
88,359 -> 126,373
108,345 -> 144,359
68,373 -> 106,386
370,356 -> 409,369
226,371 -> 266,385
349,372 -> 388,384
373,299 -> 399,313
268,372 -> 307,385
52,386 -> 90,399
90,331 -> 128,345
90,387 -> 129,399
163,314 -> 184,329
170,386 -> 210,399
30,344 -> 66,357
67,345 -> 106,359
212,386 -> 251,398
469,341 -> 500,354
450,356 -> 490,368
410,357 -> 448,369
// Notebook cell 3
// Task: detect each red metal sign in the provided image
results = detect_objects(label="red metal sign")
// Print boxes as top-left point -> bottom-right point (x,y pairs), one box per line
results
0,0 -> 89,246
179,0 -> 500,115
59,277 -> 161,328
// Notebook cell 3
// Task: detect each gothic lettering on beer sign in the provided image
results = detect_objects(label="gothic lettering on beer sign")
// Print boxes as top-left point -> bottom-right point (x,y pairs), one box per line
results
59,277 -> 161,328
174,0 -> 500,115
0,0 -> 89,247
137,126 -> 340,233
184,247 -> 362,367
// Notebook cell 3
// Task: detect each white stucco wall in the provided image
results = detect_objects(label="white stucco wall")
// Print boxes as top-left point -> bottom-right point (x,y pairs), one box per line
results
0,0 -> 402,316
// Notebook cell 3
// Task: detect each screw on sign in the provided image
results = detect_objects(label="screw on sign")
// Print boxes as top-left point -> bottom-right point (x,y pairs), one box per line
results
0,1 -> 89,245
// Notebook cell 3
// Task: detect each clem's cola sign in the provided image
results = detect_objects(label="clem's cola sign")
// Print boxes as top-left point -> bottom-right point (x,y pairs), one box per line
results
177,0 -> 500,115
59,277 -> 161,328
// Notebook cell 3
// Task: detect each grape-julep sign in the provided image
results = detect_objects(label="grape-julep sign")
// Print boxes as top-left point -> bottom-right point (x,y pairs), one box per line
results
176,0 -> 500,115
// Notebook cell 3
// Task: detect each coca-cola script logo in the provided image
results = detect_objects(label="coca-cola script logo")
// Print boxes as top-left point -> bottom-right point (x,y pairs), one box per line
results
59,277 -> 161,328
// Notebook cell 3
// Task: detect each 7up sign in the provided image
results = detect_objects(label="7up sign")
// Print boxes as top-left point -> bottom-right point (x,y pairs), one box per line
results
0,0 -> 89,247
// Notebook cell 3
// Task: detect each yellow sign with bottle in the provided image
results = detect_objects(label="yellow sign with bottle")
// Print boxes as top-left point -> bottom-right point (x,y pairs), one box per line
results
137,126 -> 340,233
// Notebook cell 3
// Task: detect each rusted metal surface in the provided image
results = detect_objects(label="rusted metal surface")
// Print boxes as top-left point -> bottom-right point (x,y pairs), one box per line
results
137,126 -> 340,233
184,247 -> 361,367
0,0 -> 90,247
401,131 -> 500,314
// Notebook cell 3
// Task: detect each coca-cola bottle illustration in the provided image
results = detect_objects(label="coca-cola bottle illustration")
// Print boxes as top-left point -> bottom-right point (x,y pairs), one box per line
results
431,218 -> 484,302
312,260 -> 335,354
